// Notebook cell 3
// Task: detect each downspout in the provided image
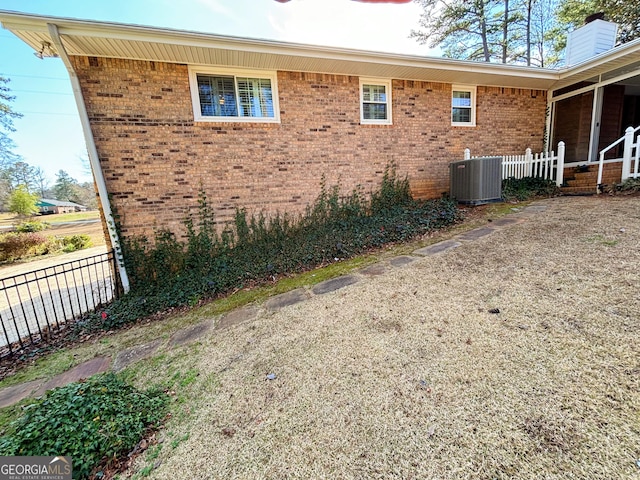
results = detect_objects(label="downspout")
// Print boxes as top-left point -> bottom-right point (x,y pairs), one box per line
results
47,23 -> 130,293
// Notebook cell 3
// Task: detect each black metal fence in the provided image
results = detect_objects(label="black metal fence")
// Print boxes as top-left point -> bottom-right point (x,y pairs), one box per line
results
0,250 -> 121,356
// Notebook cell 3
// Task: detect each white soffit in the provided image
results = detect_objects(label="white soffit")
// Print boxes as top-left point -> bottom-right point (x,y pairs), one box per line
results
2,10 -> 639,91
0,10 -> 558,90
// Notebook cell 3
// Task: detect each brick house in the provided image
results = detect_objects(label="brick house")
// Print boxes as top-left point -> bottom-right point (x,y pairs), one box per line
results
37,198 -> 87,215
1,11 -> 639,289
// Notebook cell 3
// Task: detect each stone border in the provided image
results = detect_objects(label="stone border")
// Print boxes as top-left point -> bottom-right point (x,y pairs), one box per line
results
0,204 -> 546,408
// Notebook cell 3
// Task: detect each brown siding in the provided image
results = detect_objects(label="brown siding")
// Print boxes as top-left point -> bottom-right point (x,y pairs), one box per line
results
71,56 -> 547,241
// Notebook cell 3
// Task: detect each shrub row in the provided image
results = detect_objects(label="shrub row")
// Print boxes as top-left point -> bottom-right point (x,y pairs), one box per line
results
15,220 -> 50,233
83,167 -> 461,331
0,233 -> 92,262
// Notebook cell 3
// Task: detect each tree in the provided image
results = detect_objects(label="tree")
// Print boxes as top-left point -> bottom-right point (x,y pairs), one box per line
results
6,161 -> 37,193
556,0 -> 640,44
0,76 -> 22,165
72,182 -> 98,210
7,185 -> 39,217
53,169 -> 79,202
510,0 -> 560,67
411,0 -> 521,62
33,167 -> 50,198
531,0 -> 561,67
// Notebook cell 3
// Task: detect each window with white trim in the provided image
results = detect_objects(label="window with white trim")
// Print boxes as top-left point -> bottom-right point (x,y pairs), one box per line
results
451,85 -> 476,126
188,66 -> 280,122
360,78 -> 392,125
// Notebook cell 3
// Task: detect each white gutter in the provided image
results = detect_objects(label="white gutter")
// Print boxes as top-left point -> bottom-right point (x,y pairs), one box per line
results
47,22 -> 130,294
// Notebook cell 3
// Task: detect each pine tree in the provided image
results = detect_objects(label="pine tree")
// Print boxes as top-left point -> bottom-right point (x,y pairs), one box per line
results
0,76 -> 22,166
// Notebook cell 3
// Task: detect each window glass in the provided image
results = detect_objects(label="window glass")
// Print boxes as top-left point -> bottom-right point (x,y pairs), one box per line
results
452,107 -> 471,123
361,80 -> 391,123
237,78 -> 274,118
363,84 -> 387,103
452,91 -> 471,107
195,73 -> 275,119
363,103 -> 387,120
197,75 -> 237,117
451,87 -> 475,126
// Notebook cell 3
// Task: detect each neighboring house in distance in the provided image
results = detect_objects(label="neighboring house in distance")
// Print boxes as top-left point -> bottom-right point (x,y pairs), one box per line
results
37,199 -> 87,215
1,11 -> 639,256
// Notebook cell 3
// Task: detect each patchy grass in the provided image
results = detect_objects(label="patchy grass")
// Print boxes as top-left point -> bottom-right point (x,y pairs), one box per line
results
0,200 -> 522,390
2,197 -> 639,478
120,196 -> 638,479
584,233 -> 619,247
0,211 -> 99,226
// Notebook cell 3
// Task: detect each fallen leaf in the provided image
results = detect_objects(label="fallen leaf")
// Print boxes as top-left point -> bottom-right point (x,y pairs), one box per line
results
222,427 -> 236,438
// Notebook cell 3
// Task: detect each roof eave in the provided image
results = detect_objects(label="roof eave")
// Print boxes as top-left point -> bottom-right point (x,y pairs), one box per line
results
0,9 -> 560,90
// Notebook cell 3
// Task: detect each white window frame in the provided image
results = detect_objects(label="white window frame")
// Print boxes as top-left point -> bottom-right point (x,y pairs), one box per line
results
360,78 -> 392,125
451,85 -> 477,127
188,66 -> 280,123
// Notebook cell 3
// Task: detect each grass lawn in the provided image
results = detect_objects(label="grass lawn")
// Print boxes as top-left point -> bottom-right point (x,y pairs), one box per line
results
2,197 -> 639,479
0,210 -> 100,227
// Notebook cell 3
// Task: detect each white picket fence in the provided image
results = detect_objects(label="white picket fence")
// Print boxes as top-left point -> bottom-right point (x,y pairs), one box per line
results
464,141 -> 566,187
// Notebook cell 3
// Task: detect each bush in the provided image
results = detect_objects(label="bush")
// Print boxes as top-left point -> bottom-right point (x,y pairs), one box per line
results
0,373 -> 168,479
611,178 -> 640,194
61,234 -> 92,253
81,167 -> 461,331
0,232 -> 92,262
502,176 -> 560,201
15,220 -> 50,233
0,232 -> 49,262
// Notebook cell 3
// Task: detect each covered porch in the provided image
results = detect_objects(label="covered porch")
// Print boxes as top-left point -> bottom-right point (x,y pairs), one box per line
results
549,57 -> 640,192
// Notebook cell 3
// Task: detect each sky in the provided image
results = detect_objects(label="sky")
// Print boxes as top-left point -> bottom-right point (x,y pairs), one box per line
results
0,0 -> 431,185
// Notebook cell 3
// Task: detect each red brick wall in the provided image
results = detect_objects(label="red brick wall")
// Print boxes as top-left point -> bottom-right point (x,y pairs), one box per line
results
71,56 -> 547,241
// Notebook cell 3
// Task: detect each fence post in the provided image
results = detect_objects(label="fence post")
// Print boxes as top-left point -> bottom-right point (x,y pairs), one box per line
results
622,126 -> 634,182
556,141 -> 565,187
525,148 -> 533,176
464,148 -> 470,160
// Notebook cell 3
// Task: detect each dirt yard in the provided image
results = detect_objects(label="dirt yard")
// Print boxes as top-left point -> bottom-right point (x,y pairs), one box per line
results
122,196 -> 638,478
